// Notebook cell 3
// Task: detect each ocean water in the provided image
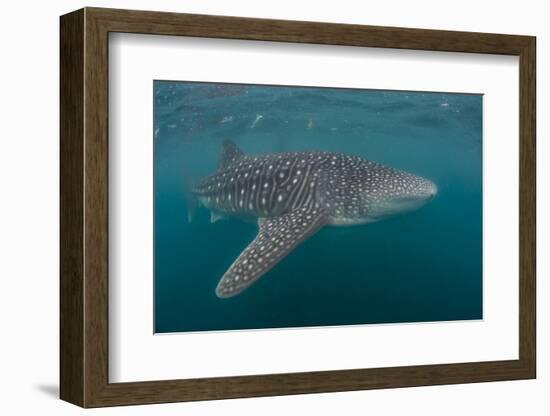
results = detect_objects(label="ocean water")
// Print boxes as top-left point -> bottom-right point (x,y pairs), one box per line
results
154,81 -> 482,333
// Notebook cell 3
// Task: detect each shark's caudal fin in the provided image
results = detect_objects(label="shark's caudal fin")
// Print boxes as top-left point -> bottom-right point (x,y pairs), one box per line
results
218,139 -> 244,170
215,207 -> 327,298
183,176 -> 198,223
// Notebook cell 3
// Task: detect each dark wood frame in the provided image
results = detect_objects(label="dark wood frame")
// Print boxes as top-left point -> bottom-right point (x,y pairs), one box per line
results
60,7 -> 536,408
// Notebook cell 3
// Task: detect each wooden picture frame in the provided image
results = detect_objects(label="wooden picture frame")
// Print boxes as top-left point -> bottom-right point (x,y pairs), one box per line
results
60,7 -> 536,408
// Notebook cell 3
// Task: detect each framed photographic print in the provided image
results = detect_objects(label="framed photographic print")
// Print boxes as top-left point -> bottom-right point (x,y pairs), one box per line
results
60,7 -> 536,408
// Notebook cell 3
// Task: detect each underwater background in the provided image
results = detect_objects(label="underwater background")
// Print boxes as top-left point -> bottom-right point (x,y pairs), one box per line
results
154,81 -> 482,333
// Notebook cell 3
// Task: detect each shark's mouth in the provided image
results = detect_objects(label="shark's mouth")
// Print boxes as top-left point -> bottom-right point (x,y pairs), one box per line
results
369,194 -> 434,218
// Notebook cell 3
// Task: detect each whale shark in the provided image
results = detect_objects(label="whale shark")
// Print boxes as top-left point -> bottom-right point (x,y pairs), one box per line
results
187,140 -> 437,298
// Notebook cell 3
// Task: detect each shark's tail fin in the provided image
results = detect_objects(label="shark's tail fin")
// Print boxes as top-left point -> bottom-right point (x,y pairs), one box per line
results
183,177 -> 198,223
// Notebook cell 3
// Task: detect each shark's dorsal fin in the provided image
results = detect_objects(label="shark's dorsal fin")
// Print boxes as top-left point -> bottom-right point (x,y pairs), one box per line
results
218,139 -> 244,170
215,208 -> 327,298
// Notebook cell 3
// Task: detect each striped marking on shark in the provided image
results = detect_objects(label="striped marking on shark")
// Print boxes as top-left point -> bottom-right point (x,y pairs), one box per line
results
187,140 -> 437,298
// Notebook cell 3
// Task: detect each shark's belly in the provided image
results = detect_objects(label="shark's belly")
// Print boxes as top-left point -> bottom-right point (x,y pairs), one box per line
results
326,215 -> 377,227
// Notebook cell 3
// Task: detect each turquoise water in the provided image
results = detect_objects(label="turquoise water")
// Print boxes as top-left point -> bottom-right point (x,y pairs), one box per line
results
154,81 -> 482,333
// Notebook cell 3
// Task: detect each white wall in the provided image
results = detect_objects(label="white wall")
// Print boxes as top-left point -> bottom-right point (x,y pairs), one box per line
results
0,0 -> 545,414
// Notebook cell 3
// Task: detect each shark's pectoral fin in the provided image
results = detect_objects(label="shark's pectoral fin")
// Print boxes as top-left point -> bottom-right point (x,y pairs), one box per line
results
215,208 -> 327,298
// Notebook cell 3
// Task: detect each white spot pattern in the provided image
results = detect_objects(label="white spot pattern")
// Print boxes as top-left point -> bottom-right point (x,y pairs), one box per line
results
192,140 -> 437,298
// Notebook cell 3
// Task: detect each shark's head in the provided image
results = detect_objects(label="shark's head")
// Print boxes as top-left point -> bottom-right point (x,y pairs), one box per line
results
319,156 -> 438,226
362,167 -> 437,221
